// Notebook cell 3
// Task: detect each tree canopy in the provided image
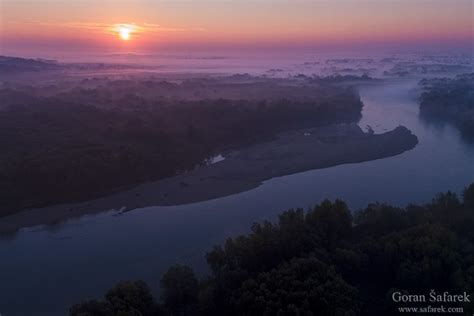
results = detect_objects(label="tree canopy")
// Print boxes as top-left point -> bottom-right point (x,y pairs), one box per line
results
71,184 -> 474,316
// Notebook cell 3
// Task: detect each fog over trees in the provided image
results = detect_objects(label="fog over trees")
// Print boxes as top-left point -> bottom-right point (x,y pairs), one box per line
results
0,74 -> 363,216
419,73 -> 474,140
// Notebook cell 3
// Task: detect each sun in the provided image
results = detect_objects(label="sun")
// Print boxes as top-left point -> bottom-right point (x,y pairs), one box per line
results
119,26 -> 131,41
111,23 -> 139,42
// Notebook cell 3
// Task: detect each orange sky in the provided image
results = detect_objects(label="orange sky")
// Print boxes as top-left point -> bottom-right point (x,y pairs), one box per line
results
1,0 -> 472,55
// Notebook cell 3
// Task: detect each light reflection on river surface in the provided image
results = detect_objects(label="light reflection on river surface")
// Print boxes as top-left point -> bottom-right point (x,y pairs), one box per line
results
0,78 -> 473,316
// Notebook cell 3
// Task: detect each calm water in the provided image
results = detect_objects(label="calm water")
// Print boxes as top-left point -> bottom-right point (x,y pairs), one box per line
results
1,79 -> 474,316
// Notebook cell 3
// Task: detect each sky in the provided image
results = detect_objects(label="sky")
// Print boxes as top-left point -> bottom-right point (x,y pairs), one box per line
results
0,0 -> 472,57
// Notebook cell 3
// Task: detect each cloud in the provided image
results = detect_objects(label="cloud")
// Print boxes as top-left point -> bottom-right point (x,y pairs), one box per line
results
8,21 -> 206,36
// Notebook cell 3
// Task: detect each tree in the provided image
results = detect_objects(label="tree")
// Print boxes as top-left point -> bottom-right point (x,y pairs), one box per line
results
70,300 -> 113,316
234,256 -> 359,316
70,281 -> 157,316
71,184 -> 474,316
161,265 -> 199,316
105,281 -> 156,316
306,199 -> 352,250
464,184 -> 474,208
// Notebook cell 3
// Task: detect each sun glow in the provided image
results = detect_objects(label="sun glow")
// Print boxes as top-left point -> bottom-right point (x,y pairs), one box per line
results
112,24 -> 137,41
119,26 -> 131,40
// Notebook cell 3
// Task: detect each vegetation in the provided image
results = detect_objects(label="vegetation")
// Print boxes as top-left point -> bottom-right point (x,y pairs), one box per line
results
0,78 -> 362,216
71,183 -> 474,315
0,55 -> 59,73
419,73 -> 474,139
309,74 -> 376,83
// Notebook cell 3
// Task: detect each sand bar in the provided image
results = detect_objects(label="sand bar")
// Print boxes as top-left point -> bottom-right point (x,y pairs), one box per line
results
0,123 -> 417,233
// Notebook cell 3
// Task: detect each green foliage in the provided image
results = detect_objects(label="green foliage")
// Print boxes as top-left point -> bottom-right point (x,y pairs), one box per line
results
376,224 -> 461,290
306,199 -> 352,250
70,281 -> 157,316
105,281 -> 156,316
161,265 -> 199,316
71,184 -> 474,316
235,256 -> 359,316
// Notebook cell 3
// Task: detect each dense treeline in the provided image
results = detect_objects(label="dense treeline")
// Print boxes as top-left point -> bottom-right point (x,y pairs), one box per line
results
0,83 -> 362,215
71,184 -> 474,315
419,73 -> 474,139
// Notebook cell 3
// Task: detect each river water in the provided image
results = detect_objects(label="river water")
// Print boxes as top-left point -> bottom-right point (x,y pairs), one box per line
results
1,77 -> 473,316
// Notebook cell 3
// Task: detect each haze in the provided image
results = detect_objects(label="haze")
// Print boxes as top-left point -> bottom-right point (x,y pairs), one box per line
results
1,1 -> 474,315
1,0 -> 472,58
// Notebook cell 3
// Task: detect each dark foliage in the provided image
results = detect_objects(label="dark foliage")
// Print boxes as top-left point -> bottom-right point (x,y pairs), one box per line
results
70,281 -> 158,316
0,81 -> 362,215
161,265 -> 200,316
71,184 -> 474,315
0,55 -> 59,73
419,73 -> 474,140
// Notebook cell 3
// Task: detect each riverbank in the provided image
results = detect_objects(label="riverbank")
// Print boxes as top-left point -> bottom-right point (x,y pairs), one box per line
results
0,73 -> 364,216
0,123 -> 417,233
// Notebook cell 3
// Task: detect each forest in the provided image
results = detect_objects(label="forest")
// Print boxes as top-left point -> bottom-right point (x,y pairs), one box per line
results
70,183 -> 474,316
419,73 -> 474,140
0,78 -> 363,216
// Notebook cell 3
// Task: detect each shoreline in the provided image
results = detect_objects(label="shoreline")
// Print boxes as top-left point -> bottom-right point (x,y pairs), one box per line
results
0,123 -> 418,233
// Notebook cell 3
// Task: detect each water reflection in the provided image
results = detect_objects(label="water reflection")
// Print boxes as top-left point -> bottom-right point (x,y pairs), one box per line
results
0,79 -> 473,316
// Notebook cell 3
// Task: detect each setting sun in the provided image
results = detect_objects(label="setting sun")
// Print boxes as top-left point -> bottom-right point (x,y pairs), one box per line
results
1,0 -> 474,315
119,26 -> 131,41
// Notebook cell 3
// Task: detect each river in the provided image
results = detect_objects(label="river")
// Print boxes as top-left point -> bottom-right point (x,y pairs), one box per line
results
1,78 -> 473,316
